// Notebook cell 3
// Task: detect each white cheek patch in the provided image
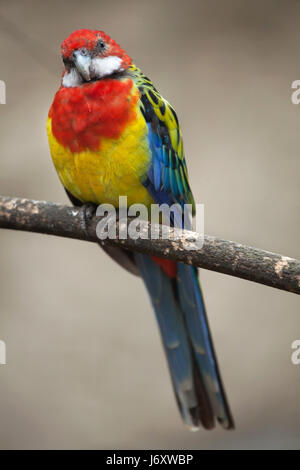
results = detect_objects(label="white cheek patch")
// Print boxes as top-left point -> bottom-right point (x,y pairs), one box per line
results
62,68 -> 83,88
91,56 -> 123,79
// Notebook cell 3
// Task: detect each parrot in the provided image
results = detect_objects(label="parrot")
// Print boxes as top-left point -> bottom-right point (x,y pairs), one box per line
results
47,29 -> 234,431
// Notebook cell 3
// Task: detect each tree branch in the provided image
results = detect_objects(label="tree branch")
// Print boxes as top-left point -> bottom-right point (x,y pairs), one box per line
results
0,195 -> 299,294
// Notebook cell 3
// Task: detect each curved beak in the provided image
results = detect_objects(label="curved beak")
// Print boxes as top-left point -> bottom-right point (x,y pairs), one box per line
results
73,50 -> 92,81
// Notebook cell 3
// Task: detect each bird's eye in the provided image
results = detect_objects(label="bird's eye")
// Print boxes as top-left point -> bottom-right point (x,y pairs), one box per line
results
81,47 -> 88,56
97,39 -> 106,51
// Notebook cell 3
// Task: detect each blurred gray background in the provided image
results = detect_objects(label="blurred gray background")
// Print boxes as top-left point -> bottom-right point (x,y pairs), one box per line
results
0,0 -> 299,450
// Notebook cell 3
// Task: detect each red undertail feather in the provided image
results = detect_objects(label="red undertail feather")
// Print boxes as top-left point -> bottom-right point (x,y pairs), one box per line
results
151,257 -> 178,278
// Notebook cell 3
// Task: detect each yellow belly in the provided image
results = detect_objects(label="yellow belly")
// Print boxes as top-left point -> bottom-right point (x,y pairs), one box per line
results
47,111 -> 154,208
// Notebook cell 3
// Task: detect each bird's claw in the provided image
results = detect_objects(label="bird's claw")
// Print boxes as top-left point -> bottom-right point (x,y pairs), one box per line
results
79,202 -> 97,238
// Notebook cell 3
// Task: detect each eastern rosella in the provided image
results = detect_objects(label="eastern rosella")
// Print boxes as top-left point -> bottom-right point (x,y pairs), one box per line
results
47,29 -> 234,430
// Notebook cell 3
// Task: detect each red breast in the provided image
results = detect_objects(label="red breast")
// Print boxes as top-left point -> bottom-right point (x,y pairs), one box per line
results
49,78 -> 138,153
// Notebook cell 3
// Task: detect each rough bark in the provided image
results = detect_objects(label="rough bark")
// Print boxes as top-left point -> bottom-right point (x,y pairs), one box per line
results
0,196 -> 299,294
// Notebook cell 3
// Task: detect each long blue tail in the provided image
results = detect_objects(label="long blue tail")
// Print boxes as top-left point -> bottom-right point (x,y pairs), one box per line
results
134,253 -> 234,430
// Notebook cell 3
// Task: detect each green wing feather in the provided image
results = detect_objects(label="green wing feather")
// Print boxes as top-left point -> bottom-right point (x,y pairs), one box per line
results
128,64 -> 195,215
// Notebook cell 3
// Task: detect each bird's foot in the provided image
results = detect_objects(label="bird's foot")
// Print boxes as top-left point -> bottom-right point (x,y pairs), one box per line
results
79,202 -> 97,238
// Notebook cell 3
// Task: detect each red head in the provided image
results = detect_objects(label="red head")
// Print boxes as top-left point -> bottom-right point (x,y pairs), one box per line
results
61,29 -> 132,87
